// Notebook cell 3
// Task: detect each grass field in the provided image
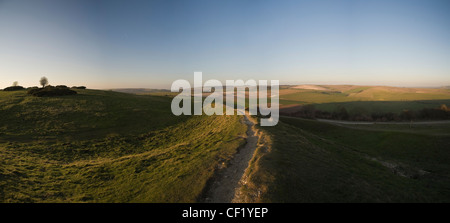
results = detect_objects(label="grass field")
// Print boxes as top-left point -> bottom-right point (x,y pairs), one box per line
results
242,116 -> 450,202
0,89 -> 246,202
279,85 -> 450,114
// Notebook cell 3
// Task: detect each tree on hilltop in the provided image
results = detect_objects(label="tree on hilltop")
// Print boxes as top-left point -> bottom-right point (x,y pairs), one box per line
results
40,77 -> 48,88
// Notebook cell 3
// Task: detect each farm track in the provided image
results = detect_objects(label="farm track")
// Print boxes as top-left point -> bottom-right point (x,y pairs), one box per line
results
203,114 -> 260,203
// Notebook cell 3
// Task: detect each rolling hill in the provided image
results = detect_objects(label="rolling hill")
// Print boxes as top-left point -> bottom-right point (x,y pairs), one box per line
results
281,85 -> 450,104
0,89 -> 246,202
279,85 -> 450,116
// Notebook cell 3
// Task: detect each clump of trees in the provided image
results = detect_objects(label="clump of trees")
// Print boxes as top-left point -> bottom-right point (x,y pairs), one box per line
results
2,77 -> 85,96
283,104 -> 450,122
3,81 -> 25,91
28,85 -> 77,97
27,77 -> 77,97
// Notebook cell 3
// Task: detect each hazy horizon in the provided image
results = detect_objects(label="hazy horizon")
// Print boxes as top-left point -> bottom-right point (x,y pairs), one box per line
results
103,83 -> 450,91
1,0 -> 450,89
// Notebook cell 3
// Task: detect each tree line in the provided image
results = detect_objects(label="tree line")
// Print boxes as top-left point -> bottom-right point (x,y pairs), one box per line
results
282,104 -> 450,122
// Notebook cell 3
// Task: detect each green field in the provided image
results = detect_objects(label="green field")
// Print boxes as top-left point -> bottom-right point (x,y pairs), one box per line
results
279,86 -> 450,114
242,116 -> 450,202
281,90 -> 353,104
0,89 -> 246,202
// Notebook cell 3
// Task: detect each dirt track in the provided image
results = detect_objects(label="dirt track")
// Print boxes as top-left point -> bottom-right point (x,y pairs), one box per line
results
203,114 -> 259,203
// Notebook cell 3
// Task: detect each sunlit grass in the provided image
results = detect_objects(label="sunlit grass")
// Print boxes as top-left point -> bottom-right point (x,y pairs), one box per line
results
0,90 -> 246,202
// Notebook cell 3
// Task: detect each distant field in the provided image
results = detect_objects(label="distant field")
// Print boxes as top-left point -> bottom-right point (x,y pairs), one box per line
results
110,88 -> 181,97
244,116 -> 450,202
279,85 -> 450,114
113,85 -> 450,117
110,88 -> 170,94
0,89 -> 246,202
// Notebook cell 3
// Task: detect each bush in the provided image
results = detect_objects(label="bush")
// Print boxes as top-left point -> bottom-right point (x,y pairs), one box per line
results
290,105 -> 316,119
3,86 -> 25,91
418,108 -> 449,120
332,107 -> 349,120
27,86 -> 77,97
56,85 -> 68,88
71,86 -> 86,89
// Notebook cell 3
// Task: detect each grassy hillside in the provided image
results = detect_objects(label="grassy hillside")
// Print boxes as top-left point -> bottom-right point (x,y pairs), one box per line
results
0,89 -> 187,141
0,89 -> 246,202
242,116 -> 450,202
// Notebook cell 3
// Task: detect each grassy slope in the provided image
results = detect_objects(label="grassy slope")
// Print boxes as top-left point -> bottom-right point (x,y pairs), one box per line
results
244,117 -> 450,202
0,90 -> 246,202
0,89 -> 187,141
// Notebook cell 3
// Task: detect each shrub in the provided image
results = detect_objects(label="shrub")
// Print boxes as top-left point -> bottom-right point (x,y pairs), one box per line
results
332,107 -> 349,120
71,86 -> 86,89
400,110 -> 415,121
3,86 -> 25,91
27,86 -> 77,97
419,108 -> 449,120
291,105 -> 316,119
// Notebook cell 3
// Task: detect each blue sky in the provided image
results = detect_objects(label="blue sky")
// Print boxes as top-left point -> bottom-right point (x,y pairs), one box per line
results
1,0 -> 450,89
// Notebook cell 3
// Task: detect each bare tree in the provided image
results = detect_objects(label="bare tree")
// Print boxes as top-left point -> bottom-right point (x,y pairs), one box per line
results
13,81 -> 18,87
40,77 -> 48,88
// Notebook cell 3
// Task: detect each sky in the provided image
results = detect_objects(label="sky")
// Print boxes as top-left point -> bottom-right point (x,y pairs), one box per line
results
1,0 -> 450,89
